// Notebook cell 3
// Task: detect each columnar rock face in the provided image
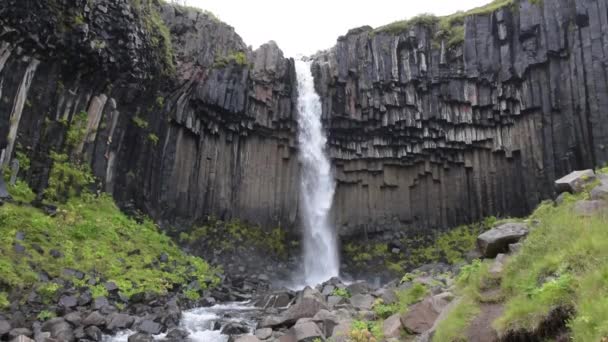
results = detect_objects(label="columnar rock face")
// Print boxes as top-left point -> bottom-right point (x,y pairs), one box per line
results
0,0 -> 299,229
1,0 -> 607,240
312,0 -> 608,236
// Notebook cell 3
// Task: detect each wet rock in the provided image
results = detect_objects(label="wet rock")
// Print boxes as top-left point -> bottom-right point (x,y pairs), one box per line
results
165,328 -> 189,340
221,322 -> 249,335
128,333 -> 154,342
477,222 -> 529,258
84,326 -> 102,341
82,311 -> 105,327
137,319 -> 162,335
106,313 -> 135,331
255,327 -> 273,340
555,170 -> 596,194
41,317 -> 74,341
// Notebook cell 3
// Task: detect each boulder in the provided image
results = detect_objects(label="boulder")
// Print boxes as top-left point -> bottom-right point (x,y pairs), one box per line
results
400,294 -> 450,335
327,296 -> 346,308
106,313 -> 135,331
221,322 -> 249,335
84,326 -> 102,341
165,328 -> 189,340
128,333 -> 154,342
82,311 -> 105,327
8,328 -> 32,339
234,336 -> 262,342
59,295 -> 78,309
289,321 -> 324,341
137,319 -> 162,335
346,282 -> 370,296
382,313 -> 402,338
591,182 -> 608,200
349,294 -> 374,310
255,327 -> 273,340
260,287 -> 327,328
329,321 -> 352,342
555,169 -> 596,194
10,336 -> 34,342
573,200 -> 607,217
0,319 -> 11,336
64,312 -> 82,326
41,317 -> 74,341
477,222 -> 528,258
489,253 -> 508,276
312,309 -> 339,336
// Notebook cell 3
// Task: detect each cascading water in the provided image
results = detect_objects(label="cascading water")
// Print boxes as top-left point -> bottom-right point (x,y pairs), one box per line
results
295,59 -> 340,286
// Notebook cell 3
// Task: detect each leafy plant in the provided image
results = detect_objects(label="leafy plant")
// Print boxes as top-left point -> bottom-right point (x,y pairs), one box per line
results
332,287 -> 351,299
37,310 -> 56,321
132,115 -> 149,129
44,152 -> 95,202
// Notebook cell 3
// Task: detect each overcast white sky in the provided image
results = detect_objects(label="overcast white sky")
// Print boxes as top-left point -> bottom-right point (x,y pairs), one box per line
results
185,0 -> 492,57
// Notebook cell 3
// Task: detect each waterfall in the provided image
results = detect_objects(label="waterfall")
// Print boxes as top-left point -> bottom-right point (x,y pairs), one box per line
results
295,59 -> 339,286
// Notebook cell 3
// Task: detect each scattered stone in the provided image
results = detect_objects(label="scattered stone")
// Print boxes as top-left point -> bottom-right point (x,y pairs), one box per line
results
15,231 -> 25,241
41,317 -> 74,341
221,322 -> 248,335
477,222 -> 529,258
573,200 -> 607,217
289,321 -> 324,342
62,268 -> 84,280
84,326 -> 102,341
105,281 -> 119,292
555,169 -> 596,194
49,249 -> 63,258
234,336 -> 262,342
93,296 -> 110,310
489,254 -> 508,276
59,295 -> 78,309
63,312 -> 82,326
13,243 -> 25,253
159,252 -> 169,263
82,311 -> 105,327
0,177 -> 10,200
255,328 -> 273,340
106,313 -> 134,331
400,294 -> 450,335
128,332 -> 154,342
383,313 -> 402,338
346,281 -> 370,296
8,328 -> 32,339
349,294 -> 375,310
0,319 -> 11,336
137,319 -> 162,335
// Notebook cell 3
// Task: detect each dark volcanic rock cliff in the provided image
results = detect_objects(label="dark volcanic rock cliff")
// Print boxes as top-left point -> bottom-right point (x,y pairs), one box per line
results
0,0 -> 299,229
0,0 -> 607,242
312,0 -> 608,237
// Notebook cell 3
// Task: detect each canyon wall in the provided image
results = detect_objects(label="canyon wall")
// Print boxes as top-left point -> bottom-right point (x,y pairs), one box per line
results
1,0 -> 607,239
313,0 -> 608,236
0,0 -> 300,229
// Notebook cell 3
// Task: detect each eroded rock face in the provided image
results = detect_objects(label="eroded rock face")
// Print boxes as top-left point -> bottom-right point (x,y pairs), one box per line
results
312,0 -> 608,237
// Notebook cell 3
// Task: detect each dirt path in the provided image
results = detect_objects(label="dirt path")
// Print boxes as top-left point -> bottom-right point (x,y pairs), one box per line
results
466,301 -> 504,342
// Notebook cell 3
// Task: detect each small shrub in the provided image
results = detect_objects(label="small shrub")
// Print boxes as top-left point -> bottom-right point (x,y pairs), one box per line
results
132,115 -> 149,129
332,287 -> 351,299
44,152 -> 95,202
148,133 -> 159,145
37,310 -> 56,321
65,111 -> 88,149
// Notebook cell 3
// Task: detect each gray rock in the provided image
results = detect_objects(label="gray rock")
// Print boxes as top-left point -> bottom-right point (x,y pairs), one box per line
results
8,328 -> 32,339
10,335 -> 34,342
255,327 -> 273,340
106,313 -> 134,331
82,311 -> 105,327
555,169 -> 596,194
346,281 -> 370,296
234,336 -> 262,342
590,182 -> 608,200
59,295 -> 78,309
400,294 -> 450,335
508,242 -> 523,254
0,177 -> 10,200
165,328 -> 189,340
330,320 -> 352,342
489,253 -> 508,276
137,320 -> 162,335
382,313 -> 402,339
573,200 -> 607,217
13,243 -> 25,253
105,282 -> 119,292
41,318 -> 74,341
260,287 -> 328,328
349,294 -> 374,310
477,222 -> 529,258
128,333 -> 154,342
93,296 -> 110,310
288,321 -> 324,341
84,325 -> 102,341
0,319 -> 11,336
221,322 -> 248,335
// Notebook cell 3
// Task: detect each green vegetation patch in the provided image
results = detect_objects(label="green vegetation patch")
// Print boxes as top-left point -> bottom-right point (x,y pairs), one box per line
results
0,190 -> 220,304
213,51 -> 248,68
131,0 -> 175,75
182,218 -> 288,259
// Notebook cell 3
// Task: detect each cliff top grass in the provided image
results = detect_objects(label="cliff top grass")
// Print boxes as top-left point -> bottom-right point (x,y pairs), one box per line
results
0,182 -> 220,308
434,167 -> 608,341
374,0 -> 516,47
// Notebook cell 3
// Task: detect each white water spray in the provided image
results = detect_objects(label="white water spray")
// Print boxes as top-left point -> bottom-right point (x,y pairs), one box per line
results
295,59 -> 339,286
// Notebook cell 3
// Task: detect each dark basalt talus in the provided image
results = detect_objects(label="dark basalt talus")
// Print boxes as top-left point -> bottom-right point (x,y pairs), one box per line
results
312,0 -> 608,237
